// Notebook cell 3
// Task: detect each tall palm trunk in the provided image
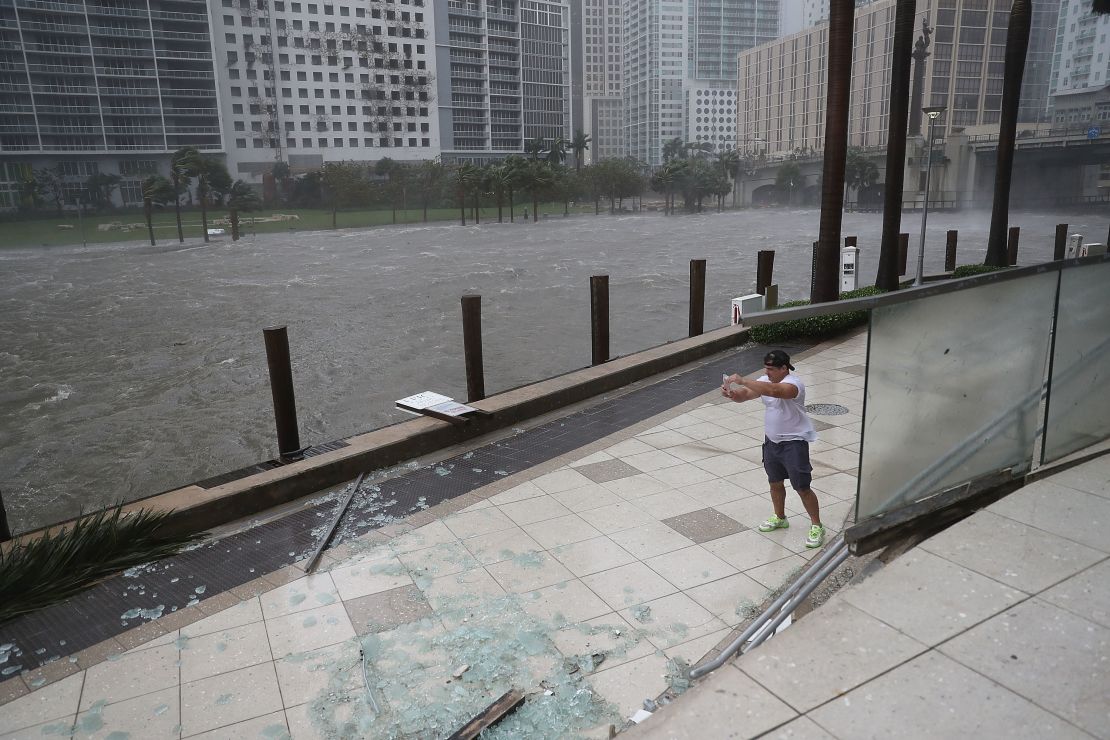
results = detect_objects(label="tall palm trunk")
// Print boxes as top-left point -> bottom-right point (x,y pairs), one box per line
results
985,0 -> 1031,267
812,0 -> 855,303
497,195 -> 503,223
473,193 -> 480,224
509,189 -> 514,222
458,188 -> 466,226
532,193 -> 539,222
876,0 -> 916,290
144,197 -> 155,246
199,179 -> 209,243
172,174 -> 184,243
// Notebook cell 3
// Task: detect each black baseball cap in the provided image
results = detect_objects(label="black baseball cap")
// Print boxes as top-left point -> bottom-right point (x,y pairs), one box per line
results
764,350 -> 795,371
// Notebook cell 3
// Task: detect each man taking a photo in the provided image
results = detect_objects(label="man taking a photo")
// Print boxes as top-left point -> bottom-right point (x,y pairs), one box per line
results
723,350 -> 825,549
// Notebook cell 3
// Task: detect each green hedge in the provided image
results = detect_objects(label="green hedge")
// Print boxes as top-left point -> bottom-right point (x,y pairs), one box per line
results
749,286 -> 886,344
951,263 -> 1010,278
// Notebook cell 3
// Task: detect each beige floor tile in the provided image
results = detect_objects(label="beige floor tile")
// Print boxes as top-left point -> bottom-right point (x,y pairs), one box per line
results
622,449 -> 686,473
521,579 -> 613,626
663,628 -> 731,667
273,641 -> 361,709
532,468 -> 595,494
715,495 -> 798,530
550,536 -> 637,577
458,498 -> 494,513
810,651 -> 1089,740
570,450 -> 614,467
648,463 -> 717,488
548,613 -> 655,673
80,643 -> 178,711
582,501 -> 659,534
721,468 -> 773,495
498,495 -> 573,526
609,521 -> 695,560
601,474 -> 673,501
634,490 -> 705,520
739,600 -> 926,713
522,513 -> 604,548
920,510 -> 1105,593
586,652 -> 670,722
180,620 -> 274,684
692,453 -> 763,478
397,541 -> 480,580
744,554 -> 809,590
461,526 -> 544,565
809,447 -> 860,472
441,507 -> 516,539
260,574 -> 339,620
1041,558 -> 1110,629
604,438 -> 655,457
487,480 -> 546,506
0,717 -> 79,740
703,433 -> 762,453
180,662 -> 284,737
388,520 -> 459,554
582,562 -> 678,611
662,412 -> 708,430
329,555 -> 413,601
551,484 -> 623,513
676,479 -> 751,508
265,603 -> 356,660
670,421 -> 733,441
685,572 -> 771,625
645,545 -> 738,590
761,715 -> 837,740
638,429 -> 697,450
939,597 -> 1110,736
0,671 -> 83,735
187,710 -> 288,740
182,598 -> 264,638
635,664 -> 798,740
486,551 -> 576,593
620,592 -> 727,650
72,685 -> 178,740
1046,458 -> 1110,499
988,481 -> 1110,554
703,530 -> 797,572
419,567 -> 506,612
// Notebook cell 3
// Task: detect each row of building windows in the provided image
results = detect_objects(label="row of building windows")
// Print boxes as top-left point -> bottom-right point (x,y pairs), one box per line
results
235,136 -> 430,147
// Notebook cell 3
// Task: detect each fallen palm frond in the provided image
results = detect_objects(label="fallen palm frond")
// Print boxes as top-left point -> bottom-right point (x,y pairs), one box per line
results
0,506 -> 203,624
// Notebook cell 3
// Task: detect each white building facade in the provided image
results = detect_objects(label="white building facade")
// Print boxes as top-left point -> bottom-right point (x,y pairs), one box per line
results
1048,0 -> 1110,123
582,0 -> 624,162
623,0 -> 687,166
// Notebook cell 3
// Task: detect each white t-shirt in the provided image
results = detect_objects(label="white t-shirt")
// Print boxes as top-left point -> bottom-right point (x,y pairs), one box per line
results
759,374 -> 818,443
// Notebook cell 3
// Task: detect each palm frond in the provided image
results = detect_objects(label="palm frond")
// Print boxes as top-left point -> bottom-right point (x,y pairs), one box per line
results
0,506 -> 202,624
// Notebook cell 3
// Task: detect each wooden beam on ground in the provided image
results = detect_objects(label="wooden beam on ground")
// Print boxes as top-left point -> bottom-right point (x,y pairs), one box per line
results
448,689 -> 525,740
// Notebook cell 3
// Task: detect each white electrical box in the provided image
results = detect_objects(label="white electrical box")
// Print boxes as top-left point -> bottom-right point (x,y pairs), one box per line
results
1080,242 -> 1106,257
731,294 -> 766,325
1067,233 -> 1084,258
841,245 -> 860,293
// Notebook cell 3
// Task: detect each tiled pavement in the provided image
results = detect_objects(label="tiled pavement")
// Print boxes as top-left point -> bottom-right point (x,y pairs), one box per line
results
633,451 -> 1110,739
0,334 -> 868,739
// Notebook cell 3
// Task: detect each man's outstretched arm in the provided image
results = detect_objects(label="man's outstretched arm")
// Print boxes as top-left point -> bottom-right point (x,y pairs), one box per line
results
738,376 -> 798,399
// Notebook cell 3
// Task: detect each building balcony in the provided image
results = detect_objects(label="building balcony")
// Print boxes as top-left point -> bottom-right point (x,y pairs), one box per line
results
19,19 -> 88,34
97,66 -> 159,77
94,46 -> 153,58
98,86 -> 160,96
158,68 -> 214,79
450,38 -> 486,51
15,0 -> 84,14
33,83 -> 97,94
88,24 -> 152,39
26,42 -> 90,55
163,107 -> 217,116
151,28 -> 210,42
154,48 -> 211,60
0,104 -> 35,113
158,87 -> 215,97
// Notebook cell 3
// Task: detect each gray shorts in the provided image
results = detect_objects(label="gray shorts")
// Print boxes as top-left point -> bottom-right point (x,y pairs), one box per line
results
762,438 -> 813,491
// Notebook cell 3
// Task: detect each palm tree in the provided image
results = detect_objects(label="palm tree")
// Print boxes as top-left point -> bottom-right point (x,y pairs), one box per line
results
169,147 -> 199,243
141,175 -> 174,246
525,137 -> 547,161
662,137 -> 685,163
812,0 -> 855,303
985,0 -> 1031,267
877,0 -> 917,291
414,159 -> 445,222
718,148 -> 740,207
455,164 -> 479,226
571,130 -> 592,171
546,137 -> 567,166
486,164 -> 514,223
226,180 -> 260,241
775,162 -> 801,205
504,155 -> 527,222
523,161 -> 555,222
843,148 -> 879,208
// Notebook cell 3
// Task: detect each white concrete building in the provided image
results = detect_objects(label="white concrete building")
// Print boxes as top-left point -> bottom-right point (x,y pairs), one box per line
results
582,0 -> 624,162
623,0 -> 688,166
210,0 -> 440,183
1049,0 -> 1110,104
684,82 -> 737,153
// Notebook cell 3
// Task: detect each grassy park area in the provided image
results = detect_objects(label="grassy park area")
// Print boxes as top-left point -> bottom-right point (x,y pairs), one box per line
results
1,201 -> 604,248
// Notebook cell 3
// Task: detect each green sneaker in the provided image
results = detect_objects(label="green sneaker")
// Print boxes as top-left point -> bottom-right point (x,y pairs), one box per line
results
806,524 -> 826,549
758,515 -> 789,532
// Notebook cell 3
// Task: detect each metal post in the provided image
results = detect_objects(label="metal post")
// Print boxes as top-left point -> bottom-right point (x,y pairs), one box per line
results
945,229 -> 958,272
1053,223 -> 1068,260
0,489 -> 11,542
914,115 -> 937,287
689,259 -> 706,337
1007,226 -> 1020,265
263,326 -> 302,460
756,250 -> 775,295
898,233 -> 909,277
461,294 -> 485,402
811,241 -> 818,293
590,275 -> 609,366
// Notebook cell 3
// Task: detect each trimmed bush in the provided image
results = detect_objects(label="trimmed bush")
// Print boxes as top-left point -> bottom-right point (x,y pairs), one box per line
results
749,286 -> 886,344
952,263 -> 1009,278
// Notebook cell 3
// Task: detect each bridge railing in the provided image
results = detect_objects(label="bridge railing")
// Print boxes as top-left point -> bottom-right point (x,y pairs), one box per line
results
968,126 -> 1108,143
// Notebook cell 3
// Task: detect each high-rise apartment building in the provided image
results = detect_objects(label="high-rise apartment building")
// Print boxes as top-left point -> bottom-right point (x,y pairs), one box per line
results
688,0 -> 776,81
212,0 -> 439,182
1048,0 -> 1110,118
623,0 -> 687,166
0,0 -> 219,206
1021,0 -> 1062,123
582,0 -> 623,162
434,0 -> 570,161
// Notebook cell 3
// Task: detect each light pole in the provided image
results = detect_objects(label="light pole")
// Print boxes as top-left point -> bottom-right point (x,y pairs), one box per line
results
915,105 -> 946,287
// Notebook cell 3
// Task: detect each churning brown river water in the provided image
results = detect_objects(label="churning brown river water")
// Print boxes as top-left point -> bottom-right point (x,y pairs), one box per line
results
0,207 -> 1097,532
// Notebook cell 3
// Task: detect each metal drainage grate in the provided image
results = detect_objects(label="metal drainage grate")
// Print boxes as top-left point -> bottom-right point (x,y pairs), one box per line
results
806,403 -> 850,416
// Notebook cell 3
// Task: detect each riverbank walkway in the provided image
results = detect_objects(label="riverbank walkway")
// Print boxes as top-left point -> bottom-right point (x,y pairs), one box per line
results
1,328 -> 1106,738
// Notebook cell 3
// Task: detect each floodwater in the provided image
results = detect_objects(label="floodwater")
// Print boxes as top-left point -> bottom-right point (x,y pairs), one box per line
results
0,207 -> 1098,531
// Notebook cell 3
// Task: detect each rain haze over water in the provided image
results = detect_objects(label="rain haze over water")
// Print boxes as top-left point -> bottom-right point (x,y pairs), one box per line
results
0,207 -> 1097,531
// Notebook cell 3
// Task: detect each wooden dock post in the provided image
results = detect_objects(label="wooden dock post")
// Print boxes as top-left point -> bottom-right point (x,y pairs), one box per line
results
263,326 -> 302,460
1054,223 -> 1068,260
461,294 -> 485,402
590,275 -> 609,366
1007,226 -> 1020,265
689,259 -> 706,337
945,230 -> 958,272
756,250 -> 775,296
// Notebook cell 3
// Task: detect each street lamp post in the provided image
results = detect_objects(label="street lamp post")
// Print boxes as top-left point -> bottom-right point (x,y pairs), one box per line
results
915,106 -> 946,287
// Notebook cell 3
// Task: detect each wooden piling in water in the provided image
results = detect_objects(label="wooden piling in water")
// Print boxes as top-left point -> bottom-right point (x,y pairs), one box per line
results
1054,224 -> 1068,260
263,326 -> 302,460
461,294 -> 485,402
590,275 -> 609,366
756,250 -> 775,295
689,259 -> 706,338
945,230 -> 958,272
1007,226 -> 1020,265
898,233 -> 909,276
